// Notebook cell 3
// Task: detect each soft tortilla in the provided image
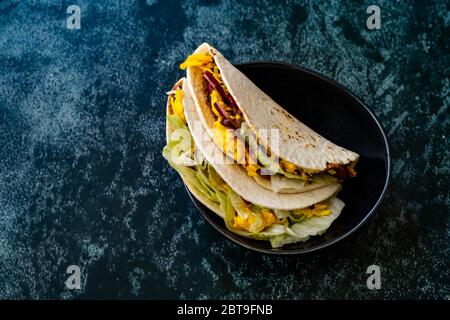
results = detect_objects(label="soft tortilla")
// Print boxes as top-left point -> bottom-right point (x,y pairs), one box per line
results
186,43 -> 359,172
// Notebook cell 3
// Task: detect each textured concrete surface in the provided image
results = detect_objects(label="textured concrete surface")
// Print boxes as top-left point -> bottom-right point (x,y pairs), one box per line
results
0,0 -> 448,299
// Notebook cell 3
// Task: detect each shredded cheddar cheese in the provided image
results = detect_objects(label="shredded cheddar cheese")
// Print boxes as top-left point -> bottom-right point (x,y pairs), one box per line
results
233,207 -> 278,232
210,90 -> 223,118
233,215 -> 251,231
171,89 -> 185,121
280,159 -> 297,173
244,164 -> 259,177
180,53 -> 213,70
261,209 -> 277,227
294,202 -> 332,218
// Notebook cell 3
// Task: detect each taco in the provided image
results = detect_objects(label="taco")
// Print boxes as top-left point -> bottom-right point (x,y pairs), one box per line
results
163,79 -> 345,248
181,43 -> 359,194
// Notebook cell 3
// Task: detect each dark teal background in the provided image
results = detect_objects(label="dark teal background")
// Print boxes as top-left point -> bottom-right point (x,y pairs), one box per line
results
0,0 -> 448,299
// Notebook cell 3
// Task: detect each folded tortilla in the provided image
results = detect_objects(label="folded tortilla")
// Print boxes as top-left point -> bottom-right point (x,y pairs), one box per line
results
182,43 -> 359,194
163,78 -> 345,248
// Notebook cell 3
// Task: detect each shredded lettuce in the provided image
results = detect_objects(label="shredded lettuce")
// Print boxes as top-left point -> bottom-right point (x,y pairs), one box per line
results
163,115 -> 203,167
167,113 -> 185,130
270,234 -> 310,248
228,190 -> 265,233
268,198 -> 345,248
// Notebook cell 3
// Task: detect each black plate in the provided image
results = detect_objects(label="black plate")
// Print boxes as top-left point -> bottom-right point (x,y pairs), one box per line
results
185,62 -> 391,255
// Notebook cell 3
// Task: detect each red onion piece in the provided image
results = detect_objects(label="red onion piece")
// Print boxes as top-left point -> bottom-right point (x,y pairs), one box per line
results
203,71 -> 229,104
226,94 -> 240,114
214,102 -> 230,119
